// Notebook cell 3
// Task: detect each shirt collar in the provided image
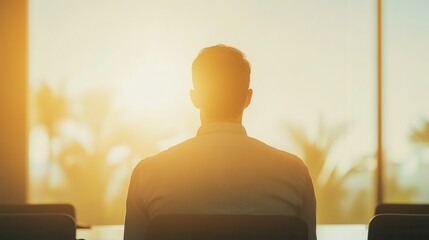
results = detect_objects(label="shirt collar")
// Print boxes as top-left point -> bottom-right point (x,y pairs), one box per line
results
197,122 -> 247,136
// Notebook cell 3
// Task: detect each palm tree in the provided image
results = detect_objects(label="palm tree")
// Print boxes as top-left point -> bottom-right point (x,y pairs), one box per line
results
54,89 -> 172,224
32,82 -> 69,196
287,120 -> 371,223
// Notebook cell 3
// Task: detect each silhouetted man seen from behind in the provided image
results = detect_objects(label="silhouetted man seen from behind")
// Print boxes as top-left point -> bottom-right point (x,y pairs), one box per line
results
124,45 -> 317,240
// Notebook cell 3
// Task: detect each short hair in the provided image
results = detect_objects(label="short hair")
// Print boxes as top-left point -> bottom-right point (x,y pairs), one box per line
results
192,45 -> 251,118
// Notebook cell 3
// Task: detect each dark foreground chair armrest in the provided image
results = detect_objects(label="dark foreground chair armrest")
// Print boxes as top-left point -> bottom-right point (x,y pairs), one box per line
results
375,203 -> 429,215
0,204 -> 75,219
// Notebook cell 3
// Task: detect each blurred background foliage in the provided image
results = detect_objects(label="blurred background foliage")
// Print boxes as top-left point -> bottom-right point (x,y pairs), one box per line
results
288,121 -> 372,223
29,82 -> 170,224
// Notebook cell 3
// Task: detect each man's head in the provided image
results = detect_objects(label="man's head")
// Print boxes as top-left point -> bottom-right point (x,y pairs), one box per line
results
191,45 -> 253,123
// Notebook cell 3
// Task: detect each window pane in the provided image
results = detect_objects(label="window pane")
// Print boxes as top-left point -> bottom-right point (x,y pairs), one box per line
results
29,0 -> 376,224
384,0 -> 429,202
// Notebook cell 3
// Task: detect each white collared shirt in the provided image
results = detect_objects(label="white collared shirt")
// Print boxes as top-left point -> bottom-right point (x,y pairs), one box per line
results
124,123 -> 316,240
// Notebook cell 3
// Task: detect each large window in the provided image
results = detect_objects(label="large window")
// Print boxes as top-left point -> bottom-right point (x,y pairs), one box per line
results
29,0 -> 378,224
383,0 -> 429,203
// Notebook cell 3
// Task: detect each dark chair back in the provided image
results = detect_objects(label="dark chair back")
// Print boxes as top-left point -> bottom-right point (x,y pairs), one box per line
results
375,203 -> 429,215
368,214 -> 429,240
0,213 -> 76,240
148,214 -> 308,240
0,204 -> 75,220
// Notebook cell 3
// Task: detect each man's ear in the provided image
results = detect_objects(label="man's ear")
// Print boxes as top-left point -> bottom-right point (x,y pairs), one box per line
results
190,89 -> 200,109
244,89 -> 253,109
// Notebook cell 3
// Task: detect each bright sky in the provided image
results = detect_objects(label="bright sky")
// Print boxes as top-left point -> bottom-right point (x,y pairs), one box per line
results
29,0 -> 428,196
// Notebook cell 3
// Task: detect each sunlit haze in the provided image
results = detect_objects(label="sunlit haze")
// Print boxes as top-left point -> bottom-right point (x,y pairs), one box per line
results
28,0 -> 429,224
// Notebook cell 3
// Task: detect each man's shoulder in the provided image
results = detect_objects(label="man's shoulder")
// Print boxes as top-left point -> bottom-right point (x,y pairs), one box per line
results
247,136 -> 308,169
133,137 -> 198,169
